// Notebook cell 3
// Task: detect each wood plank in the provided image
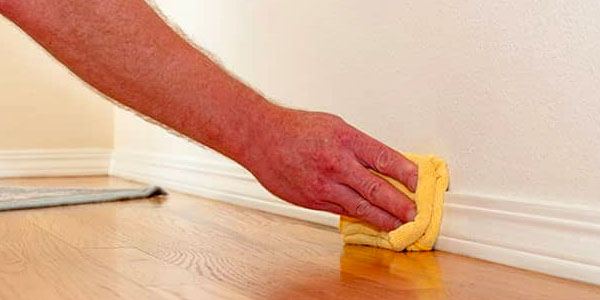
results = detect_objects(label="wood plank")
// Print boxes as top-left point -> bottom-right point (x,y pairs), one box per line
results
0,213 -> 166,300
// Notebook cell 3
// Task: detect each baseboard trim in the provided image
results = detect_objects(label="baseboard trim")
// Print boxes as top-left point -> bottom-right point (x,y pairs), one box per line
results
0,148 -> 112,178
110,150 -> 600,285
436,236 -> 600,285
428,197 -> 600,286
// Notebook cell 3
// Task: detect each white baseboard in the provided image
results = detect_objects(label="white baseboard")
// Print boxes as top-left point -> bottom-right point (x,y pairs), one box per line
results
110,150 -> 600,285
438,195 -> 600,285
0,148 -> 112,178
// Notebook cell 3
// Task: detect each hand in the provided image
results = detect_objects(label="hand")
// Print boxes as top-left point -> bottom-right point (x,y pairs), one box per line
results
240,108 -> 418,231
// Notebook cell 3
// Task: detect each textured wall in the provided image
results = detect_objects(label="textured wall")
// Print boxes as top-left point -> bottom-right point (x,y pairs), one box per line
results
116,0 -> 600,207
0,16 -> 113,149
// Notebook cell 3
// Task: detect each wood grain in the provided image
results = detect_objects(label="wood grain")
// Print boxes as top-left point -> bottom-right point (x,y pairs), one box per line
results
0,176 -> 598,300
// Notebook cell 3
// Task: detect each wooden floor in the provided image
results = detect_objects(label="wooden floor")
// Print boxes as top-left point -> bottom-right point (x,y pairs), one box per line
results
0,176 -> 598,300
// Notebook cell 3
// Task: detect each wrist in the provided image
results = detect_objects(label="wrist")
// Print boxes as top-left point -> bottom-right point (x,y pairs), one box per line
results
231,100 -> 289,168
198,87 -> 288,168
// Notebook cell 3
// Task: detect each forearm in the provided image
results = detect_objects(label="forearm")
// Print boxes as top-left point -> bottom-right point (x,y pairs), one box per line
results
0,0 -> 278,164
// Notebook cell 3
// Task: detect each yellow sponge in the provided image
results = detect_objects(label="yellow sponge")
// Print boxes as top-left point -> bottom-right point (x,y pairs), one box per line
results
339,153 -> 449,251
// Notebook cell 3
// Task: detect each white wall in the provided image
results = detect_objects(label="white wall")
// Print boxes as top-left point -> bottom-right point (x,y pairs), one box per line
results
110,1 -> 600,284
117,0 -> 600,209
0,16 -> 114,150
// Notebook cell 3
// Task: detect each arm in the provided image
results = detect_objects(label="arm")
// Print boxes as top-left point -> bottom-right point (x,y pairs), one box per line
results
0,0 -> 417,230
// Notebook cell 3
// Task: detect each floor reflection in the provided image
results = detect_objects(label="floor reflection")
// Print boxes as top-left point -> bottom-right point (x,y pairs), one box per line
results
340,245 -> 444,288
261,245 -> 447,300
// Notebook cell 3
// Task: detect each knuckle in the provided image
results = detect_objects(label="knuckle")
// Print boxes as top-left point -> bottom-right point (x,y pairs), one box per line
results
374,147 -> 395,171
332,124 -> 358,147
315,151 -> 346,175
311,112 -> 345,128
322,112 -> 345,124
354,200 -> 372,217
310,147 -> 326,162
361,178 -> 384,200
311,148 -> 328,163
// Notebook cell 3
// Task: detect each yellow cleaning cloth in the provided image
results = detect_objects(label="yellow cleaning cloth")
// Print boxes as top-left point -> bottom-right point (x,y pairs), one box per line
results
339,153 -> 449,251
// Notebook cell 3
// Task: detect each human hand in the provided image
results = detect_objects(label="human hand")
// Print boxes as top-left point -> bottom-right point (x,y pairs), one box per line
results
240,108 -> 418,231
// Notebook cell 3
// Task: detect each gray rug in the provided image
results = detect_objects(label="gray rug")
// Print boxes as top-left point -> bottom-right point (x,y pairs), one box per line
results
0,186 -> 166,211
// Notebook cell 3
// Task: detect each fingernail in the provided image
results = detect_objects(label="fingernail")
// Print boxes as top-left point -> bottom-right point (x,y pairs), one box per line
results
405,205 -> 417,222
408,173 -> 418,192
393,220 -> 403,229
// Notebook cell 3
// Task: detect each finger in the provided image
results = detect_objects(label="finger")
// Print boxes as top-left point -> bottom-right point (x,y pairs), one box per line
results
351,133 -> 418,192
333,185 -> 402,231
343,163 -> 416,223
